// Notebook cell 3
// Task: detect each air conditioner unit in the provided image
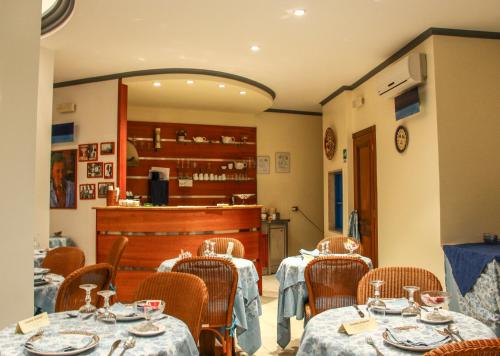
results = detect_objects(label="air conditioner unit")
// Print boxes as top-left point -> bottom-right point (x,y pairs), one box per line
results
377,53 -> 427,98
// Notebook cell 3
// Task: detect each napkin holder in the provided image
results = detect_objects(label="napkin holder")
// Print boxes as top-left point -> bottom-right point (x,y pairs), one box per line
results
16,313 -> 50,334
338,317 -> 377,335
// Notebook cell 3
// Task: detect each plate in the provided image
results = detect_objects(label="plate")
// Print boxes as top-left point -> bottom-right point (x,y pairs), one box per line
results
382,326 -> 450,352
24,331 -> 99,355
128,322 -> 166,336
116,313 -> 143,322
419,312 -> 453,324
34,268 -> 50,275
34,279 -> 49,287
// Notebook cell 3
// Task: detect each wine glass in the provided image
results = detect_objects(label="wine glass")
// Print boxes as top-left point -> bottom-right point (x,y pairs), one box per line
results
367,280 -> 387,321
96,290 -> 117,323
343,239 -> 360,255
134,300 -> 166,331
420,290 -> 450,321
209,241 -> 216,256
401,286 -> 420,316
324,241 -> 331,255
79,284 -> 97,315
203,240 -> 211,256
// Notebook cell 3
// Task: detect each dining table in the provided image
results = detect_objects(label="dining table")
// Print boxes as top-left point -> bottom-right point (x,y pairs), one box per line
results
0,311 -> 199,355
49,235 -> 76,248
34,249 -> 47,268
296,306 -> 496,355
158,256 -> 262,355
276,253 -> 373,348
34,274 -> 64,314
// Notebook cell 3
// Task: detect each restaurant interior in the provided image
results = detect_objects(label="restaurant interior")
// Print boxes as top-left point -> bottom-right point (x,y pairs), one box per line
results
1,0 -> 499,355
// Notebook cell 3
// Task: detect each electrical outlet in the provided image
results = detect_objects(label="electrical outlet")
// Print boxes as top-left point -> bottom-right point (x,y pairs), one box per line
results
291,206 -> 299,212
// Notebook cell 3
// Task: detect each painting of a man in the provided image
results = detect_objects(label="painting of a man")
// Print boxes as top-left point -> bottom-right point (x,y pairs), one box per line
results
50,150 -> 77,209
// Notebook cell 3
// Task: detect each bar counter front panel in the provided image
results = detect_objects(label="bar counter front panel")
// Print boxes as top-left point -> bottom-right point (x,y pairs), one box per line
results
95,205 -> 266,302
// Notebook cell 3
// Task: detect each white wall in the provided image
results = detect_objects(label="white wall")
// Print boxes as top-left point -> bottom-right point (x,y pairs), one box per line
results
51,80 -> 118,264
323,38 -> 445,283
0,0 -> 41,326
128,106 -> 324,254
35,47 -> 55,249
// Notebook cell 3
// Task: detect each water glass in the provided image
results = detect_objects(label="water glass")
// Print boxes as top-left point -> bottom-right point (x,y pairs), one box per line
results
343,239 -> 360,254
209,241 -> 216,256
367,280 -> 387,322
420,290 -> 450,321
402,285 -> 420,316
203,240 -> 211,256
96,290 -> 117,324
79,284 -> 97,316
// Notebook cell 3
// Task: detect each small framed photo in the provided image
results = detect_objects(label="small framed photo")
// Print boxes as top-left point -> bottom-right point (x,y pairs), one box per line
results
79,184 -> 96,200
87,162 -> 103,178
100,142 -> 115,155
104,162 -> 114,179
98,182 -> 114,198
78,143 -> 98,162
257,155 -> 270,174
275,152 -> 291,173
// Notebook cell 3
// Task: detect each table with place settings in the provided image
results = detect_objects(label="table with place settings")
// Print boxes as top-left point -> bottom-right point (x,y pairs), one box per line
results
276,254 -> 373,348
34,249 -> 47,267
296,306 -> 496,356
34,273 -> 64,314
0,311 -> 199,355
158,257 -> 262,355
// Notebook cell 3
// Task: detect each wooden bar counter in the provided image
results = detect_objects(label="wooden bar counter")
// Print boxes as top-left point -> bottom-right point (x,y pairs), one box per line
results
94,205 -> 266,301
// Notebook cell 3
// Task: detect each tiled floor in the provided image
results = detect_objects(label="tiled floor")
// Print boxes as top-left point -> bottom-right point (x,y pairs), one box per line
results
240,275 -> 303,355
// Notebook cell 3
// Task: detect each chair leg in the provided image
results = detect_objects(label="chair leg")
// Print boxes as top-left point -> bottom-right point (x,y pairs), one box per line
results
199,330 -> 216,356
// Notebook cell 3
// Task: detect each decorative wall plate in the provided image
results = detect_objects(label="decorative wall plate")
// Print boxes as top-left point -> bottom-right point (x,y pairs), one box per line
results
324,127 -> 336,160
395,125 -> 409,153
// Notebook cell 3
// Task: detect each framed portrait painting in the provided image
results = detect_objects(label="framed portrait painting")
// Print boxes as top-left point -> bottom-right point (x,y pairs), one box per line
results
50,149 -> 77,209
103,162 -> 113,179
275,152 -> 291,173
257,155 -> 270,174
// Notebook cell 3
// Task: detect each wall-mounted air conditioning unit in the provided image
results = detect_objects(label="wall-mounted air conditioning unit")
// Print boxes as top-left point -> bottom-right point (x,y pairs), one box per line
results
377,53 -> 427,98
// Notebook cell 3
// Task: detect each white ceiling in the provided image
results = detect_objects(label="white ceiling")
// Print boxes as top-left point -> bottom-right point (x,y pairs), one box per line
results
42,0 -> 500,112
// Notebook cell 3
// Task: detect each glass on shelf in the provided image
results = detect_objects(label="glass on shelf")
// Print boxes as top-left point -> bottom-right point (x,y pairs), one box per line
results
79,284 -> 97,316
420,290 -> 450,321
367,280 -> 387,322
96,290 -> 117,324
401,286 -> 420,316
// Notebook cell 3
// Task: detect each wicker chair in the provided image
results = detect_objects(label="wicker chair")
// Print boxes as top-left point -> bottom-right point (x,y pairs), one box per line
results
106,237 -> 128,289
172,257 -> 238,355
316,236 -> 364,255
196,237 -> 245,258
135,272 -> 208,344
357,266 -> 442,305
55,263 -> 113,312
424,338 -> 500,355
42,247 -> 85,277
305,256 -> 370,317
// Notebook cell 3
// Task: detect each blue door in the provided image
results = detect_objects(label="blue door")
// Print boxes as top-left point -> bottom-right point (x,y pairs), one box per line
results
334,172 -> 343,230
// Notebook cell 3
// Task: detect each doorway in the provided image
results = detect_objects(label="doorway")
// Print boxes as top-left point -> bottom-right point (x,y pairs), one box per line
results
328,171 -> 343,232
352,126 -> 378,266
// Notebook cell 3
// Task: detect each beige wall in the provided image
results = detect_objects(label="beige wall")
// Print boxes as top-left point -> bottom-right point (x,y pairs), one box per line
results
322,38 -> 445,283
434,36 -> 500,244
51,80 -> 118,263
128,106 -> 324,254
0,0 -> 41,326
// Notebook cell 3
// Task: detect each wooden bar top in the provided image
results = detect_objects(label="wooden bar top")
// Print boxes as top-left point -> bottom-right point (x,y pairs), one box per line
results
93,205 -> 262,211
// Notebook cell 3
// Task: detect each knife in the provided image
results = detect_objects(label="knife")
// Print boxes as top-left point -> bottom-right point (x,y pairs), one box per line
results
353,304 -> 365,318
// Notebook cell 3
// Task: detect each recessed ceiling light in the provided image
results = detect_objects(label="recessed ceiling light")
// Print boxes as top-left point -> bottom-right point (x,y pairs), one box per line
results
153,81 -> 161,87
138,57 -> 145,61
250,45 -> 260,52
218,84 -> 226,88
293,9 -> 306,16
186,80 -> 194,85
239,91 -> 247,95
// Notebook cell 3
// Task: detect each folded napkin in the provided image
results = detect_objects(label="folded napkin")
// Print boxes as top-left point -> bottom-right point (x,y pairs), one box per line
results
26,333 -> 93,352
109,302 -> 137,317
368,298 -> 409,311
385,327 -> 449,347
299,249 -> 320,257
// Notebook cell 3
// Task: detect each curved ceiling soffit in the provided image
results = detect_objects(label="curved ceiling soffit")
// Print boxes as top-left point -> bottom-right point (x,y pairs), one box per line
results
41,0 -> 75,37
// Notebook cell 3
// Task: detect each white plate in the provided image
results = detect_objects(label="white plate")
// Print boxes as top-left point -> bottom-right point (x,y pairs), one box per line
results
34,268 -> 50,275
382,328 -> 449,352
24,331 -> 99,355
128,322 -> 166,337
116,313 -> 143,322
419,312 -> 454,324
34,279 -> 49,287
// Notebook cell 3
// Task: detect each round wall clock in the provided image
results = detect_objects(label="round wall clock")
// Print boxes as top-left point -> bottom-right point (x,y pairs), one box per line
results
324,127 -> 336,160
395,125 -> 409,153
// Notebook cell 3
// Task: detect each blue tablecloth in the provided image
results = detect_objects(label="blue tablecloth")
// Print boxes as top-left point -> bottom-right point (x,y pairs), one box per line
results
158,257 -> 262,355
34,274 -> 64,314
443,243 -> 500,295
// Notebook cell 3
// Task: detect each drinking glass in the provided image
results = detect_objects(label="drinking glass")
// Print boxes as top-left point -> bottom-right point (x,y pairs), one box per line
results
134,300 -> 166,330
343,239 -> 360,255
420,290 -> 450,321
79,284 -> 97,315
367,280 -> 387,321
203,240 -> 211,256
96,290 -> 117,324
324,241 -> 331,255
319,242 -> 326,255
33,239 -> 40,250
209,241 -> 216,256
401,286 -> 420,316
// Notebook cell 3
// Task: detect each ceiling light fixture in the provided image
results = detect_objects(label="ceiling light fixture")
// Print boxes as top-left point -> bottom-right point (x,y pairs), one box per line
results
186,80 -> 194,85
293,9 -> 306,16
218,84 -> 226,88
239,91 -> 247,95
153,81 -> 161,87
250,45 -> 260,52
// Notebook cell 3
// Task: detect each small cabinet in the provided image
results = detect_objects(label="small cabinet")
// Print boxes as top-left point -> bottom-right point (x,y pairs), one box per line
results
262,220 -> 289,274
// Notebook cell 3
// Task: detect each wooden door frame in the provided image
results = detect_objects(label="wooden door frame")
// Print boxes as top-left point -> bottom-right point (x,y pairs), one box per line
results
352,125 -> 378,267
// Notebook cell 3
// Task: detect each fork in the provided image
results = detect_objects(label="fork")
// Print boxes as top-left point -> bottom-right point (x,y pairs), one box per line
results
365,336 -> 384,356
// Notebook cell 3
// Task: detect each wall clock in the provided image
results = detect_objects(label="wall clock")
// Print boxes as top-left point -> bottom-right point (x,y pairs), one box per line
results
324,127 -> 336,160
395,125 -> 409,153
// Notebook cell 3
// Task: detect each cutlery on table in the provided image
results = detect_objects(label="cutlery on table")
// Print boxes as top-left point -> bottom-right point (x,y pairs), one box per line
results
119,336 -> 136,355
353,304 -> 365,318
440,328 -> 460,342
108,339 -> 121,356
365,336 -> 384,356
447,325 -> 464,341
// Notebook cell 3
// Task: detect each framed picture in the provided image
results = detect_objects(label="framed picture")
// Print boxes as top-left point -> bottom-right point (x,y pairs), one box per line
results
100,142 -> 115,155
78,143 -> 98,162
103,162 -> 114,179
50,149 -> 77,209
79,184 -> 96,200
275,152 -> 291,173
98,182 -> 114,198
87,162 -> 103,178
257,155 -> 270,174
